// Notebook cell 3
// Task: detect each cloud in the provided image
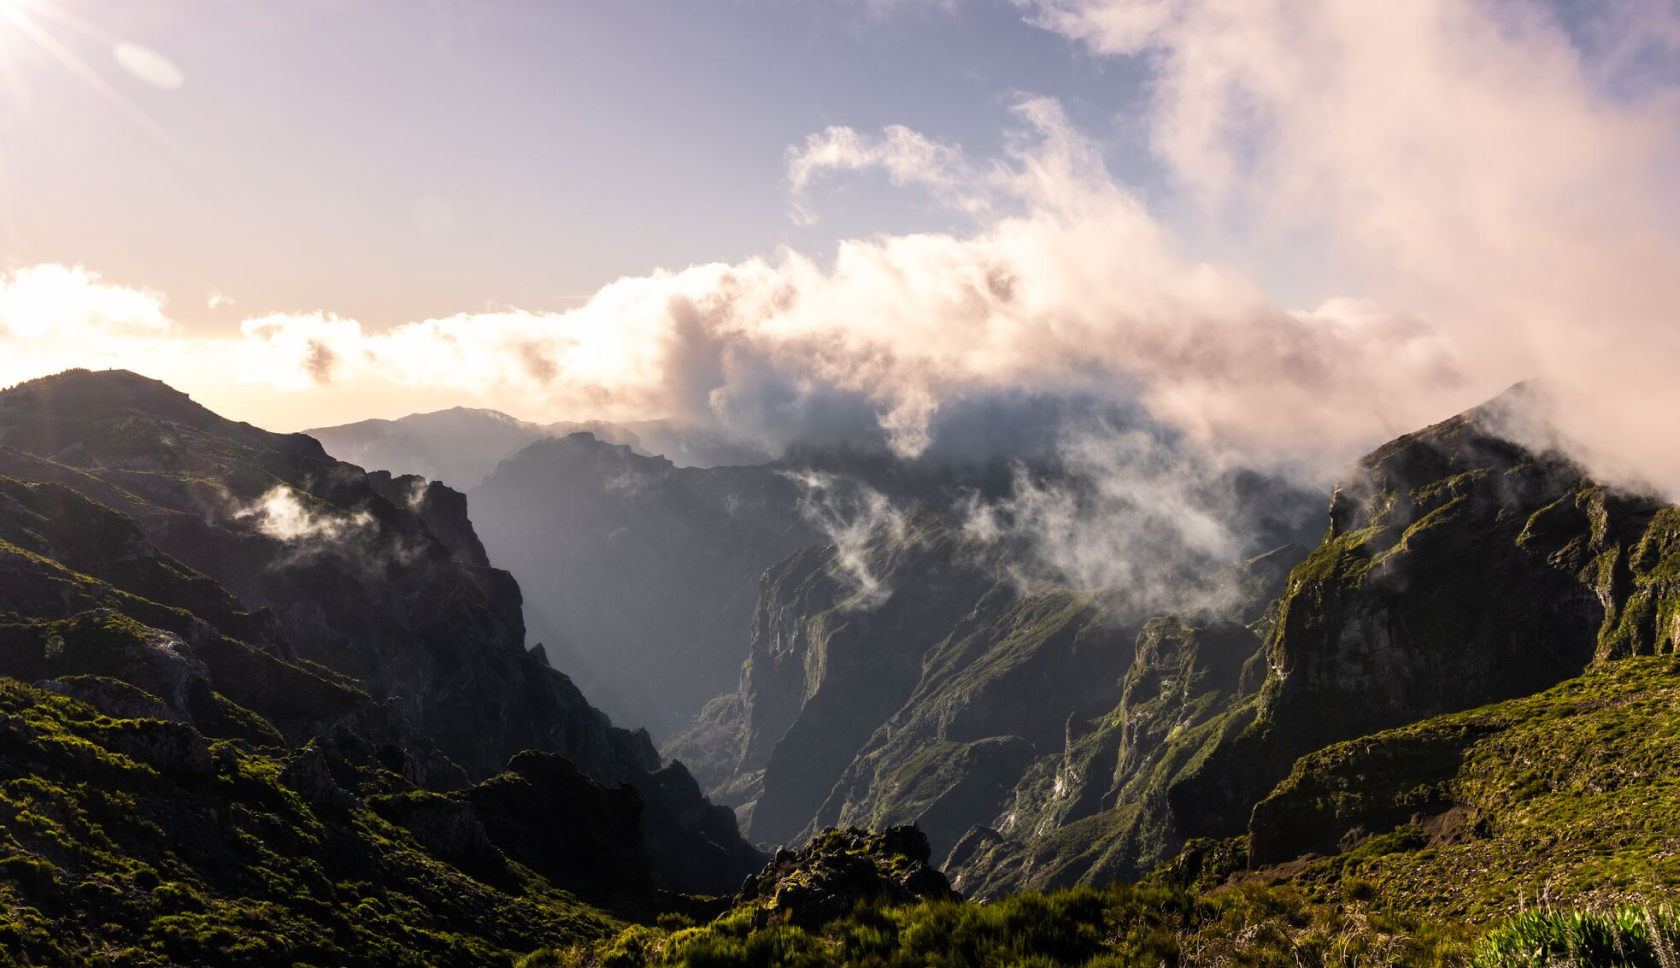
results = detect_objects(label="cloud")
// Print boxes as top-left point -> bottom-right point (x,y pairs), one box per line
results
0,265 -> 176,383
182,98 -> 1463,472
4,0 -> 1678,496
963,423 -> 1309,616
1015,0 -> 1680,488
783,470 -> 907,608
234,486 -> 374,545
786,124 -> 989,224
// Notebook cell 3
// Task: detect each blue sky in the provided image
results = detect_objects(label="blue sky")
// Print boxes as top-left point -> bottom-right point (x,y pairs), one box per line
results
0,0 -> 1155,332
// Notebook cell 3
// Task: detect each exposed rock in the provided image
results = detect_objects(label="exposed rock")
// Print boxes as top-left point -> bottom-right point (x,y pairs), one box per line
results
467,751 -> 654,900
371,791 -> 505,873
36,675 -> 177,722
281,742 -> 359,810
737,825 -> 957,929
102,718 -> 215,779
1171,385 -> 1679,847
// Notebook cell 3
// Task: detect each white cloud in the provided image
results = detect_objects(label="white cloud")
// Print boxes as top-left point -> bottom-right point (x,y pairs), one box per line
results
3,0 -> 1678,494
234,486 -> 374,544
786,123 -> 989,224
1014,0 -> 1680,486
783,470 -> 907,608
0,266 -> 177,384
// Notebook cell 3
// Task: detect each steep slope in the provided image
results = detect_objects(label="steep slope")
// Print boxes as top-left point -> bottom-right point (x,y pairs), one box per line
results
466,434 -> 821,737
1166,385 -> 1677,845
306,407 -> 643,491
567,653 -> 1680,968
950,385 -> 1680,897
667,506 -> 1307,870
1241,652 -> 1680,918
0,676 -> 663,967
0,369 -> 762,894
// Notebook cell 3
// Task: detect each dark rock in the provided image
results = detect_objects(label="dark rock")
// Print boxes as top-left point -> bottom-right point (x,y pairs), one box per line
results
372,792 -> 505,873
281,743 -> 359,810
467,751 -> 654,901
103,718 -> 215,779
737,825 -> 957,929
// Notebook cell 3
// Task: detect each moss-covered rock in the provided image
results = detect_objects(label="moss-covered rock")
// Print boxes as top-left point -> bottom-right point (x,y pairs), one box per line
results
735,825 -> 956,929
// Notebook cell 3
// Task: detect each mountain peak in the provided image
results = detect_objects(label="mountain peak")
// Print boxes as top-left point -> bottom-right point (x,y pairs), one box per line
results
1,367 -> 236,433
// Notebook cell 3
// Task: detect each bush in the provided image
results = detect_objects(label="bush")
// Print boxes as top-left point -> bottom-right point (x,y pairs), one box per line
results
1471,907 -> 1680,968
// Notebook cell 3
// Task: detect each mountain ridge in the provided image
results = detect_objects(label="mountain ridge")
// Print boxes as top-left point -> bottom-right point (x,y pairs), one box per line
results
0,368 -> 764,896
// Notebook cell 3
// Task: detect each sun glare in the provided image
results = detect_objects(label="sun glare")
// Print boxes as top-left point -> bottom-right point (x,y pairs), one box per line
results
0,0 -> 189,157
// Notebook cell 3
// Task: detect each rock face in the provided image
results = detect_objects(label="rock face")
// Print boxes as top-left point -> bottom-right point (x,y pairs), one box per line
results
1168,386 -> 1678,847
466,433 -> 821,738
0,368 -> 762,895
677,385 -> 1680,899
735,825 -> 958,929
670,509 -> 1304,886
949,386 -> 1680,896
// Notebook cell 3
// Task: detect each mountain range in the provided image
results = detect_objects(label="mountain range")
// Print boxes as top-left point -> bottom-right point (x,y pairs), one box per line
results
2,368 -> 1678,967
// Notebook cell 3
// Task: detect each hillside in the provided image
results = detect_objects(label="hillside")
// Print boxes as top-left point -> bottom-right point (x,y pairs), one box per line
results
0,677 -> 638,967
945,385 -> 1680,897
0,369 -> 762,896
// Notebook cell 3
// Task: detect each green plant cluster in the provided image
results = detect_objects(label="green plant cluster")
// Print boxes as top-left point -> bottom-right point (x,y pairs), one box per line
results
1248,654 -> 1680,921
0,678 -> 616,968
1470,906 -> 1680,968
518,881 -> 1479,968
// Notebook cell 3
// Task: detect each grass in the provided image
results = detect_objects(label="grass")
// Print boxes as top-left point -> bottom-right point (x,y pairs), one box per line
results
0,677 -> 618,967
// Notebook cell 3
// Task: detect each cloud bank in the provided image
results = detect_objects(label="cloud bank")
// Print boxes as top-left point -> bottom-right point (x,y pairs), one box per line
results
2,0 -> 1678,494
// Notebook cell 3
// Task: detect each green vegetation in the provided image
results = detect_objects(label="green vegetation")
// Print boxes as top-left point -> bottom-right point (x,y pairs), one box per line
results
0,678 -> 617,967
1249,655 -> 1680,920
1470,907 -> 1680,968
522,881 -> 1479,968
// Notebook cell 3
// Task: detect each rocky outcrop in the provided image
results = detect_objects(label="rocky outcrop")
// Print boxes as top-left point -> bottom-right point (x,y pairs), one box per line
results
673,506 -> 1308,891
951,387 -> 1680,896
1169,386 -> 1677,846
467,751 -> 655,900
942,550 -> 1299,897
736,825 -> 957,929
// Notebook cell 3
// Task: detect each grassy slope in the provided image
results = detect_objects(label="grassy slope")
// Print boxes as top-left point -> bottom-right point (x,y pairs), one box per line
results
0,676 -> 618,968
535,655 -> 1680,967
1249,653 -> 1680,921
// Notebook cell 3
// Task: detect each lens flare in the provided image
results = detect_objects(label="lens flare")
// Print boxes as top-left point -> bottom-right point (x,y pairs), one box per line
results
0,0 -> 189,158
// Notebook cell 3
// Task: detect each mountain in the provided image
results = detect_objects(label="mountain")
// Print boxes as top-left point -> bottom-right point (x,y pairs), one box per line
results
306,407 -> 782,493
305,407 -> 645,490
0,369 -> 762,896
664,383 -> 1680,901
465,435 -> 822,738
538,647 -> 1680,968
664,511 -> 1303,860
4,372 -> 1679,966
947,384 -> 1680,896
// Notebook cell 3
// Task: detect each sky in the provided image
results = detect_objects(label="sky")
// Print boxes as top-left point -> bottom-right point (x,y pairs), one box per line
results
0,0 -> 1145,332
2,0 -> 1679,488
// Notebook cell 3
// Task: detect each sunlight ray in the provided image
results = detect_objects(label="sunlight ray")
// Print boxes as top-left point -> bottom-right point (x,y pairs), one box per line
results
0,1 -> 191,159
